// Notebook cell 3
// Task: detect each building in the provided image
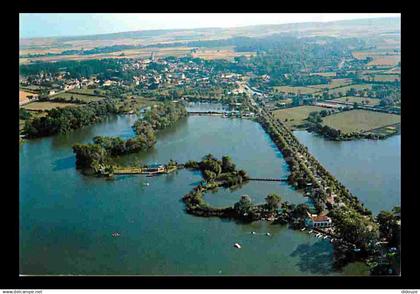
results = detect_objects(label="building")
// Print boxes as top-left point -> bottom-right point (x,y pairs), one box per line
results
305,213 -> 332,228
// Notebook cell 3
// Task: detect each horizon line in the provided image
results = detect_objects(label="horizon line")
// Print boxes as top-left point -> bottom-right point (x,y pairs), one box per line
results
20,15 -> 400,40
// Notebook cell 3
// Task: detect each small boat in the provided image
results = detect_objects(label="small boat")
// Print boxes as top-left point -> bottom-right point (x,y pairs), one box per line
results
143,182 -> 150,186
234,243 -> 241,249
353,248 -> 361,252
323,236 -> 328,239
112,232 -> 120,237
308,230 -> 313,233
251,231 -> 256,235
301,228 -> 306,231
266,232 -> 271,236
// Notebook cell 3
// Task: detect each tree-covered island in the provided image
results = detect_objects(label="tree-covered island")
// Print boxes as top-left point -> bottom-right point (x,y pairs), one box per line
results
72,102 -> 187,175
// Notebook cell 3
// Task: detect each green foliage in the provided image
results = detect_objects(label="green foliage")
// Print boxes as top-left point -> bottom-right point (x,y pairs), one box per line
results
265,193 -> 282,211
72,102 -> 186,175
234,195 -> 253,215
221,156 -> 236,173
19,108 -> 32,120
72,143 -> 111,173
376,208 -> 401,247
23,99 -> 119,138
20,59 -> 128,79
329,207 -> 379,251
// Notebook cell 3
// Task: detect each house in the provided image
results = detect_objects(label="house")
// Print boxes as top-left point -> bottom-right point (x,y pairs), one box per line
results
103,80 -> 114,87
305,213 -> 332,228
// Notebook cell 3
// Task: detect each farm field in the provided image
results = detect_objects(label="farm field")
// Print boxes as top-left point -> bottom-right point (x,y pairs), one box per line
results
308,78 -> 353,89
309,72 -> 337,77
20,85 -> 45,92
116,97 -> 160,113
352,50 -> 399,59
328,84 -> 373,96
321,109 -> 400,134
21,101 -> 81,111
50,92 -> 105,103
19,45 -> 255,64
19,90 -> 38,104
273,86 -> 320,95
367,55 -> 400,67
330,96 -> 380,106
19,47 -> 195,64
351,49 -> 400,67
361,74 -> 400,82
66,88 -> 106,96
383,67 -> 401,74
191,47 -> 254,60
272,105 -> 326,128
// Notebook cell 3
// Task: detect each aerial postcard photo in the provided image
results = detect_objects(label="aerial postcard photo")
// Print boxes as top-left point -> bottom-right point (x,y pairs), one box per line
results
18,13 -> 401,278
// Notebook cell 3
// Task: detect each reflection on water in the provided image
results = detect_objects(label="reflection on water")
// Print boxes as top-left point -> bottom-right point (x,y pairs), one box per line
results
290,241 -> 335,275
294,131 -> 401,215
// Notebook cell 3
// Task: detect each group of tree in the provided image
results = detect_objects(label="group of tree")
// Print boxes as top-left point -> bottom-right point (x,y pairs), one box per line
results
72,102 -> 187,173
185,154 -> 248,188
23,99 -> 119,138
369,206 -> 401,275
328,206 -> 379,252
20,59 -> 129,79
19,108 -> 32,120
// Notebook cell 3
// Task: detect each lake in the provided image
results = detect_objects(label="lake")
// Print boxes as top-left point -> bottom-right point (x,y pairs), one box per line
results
294,131 -> 401,215
20,113 -> 369,275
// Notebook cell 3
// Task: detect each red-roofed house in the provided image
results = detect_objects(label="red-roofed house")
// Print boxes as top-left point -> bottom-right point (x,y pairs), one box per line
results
305,213 -> 332,228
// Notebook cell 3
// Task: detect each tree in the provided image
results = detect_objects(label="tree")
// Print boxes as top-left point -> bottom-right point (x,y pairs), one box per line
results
329,207 -> 379,251
221,156 -> 236,173
265,193 -> 282,211
19,108 -> 32,120
203,153 -> 215,161
292,203 -> 309,219
376,209 -> 400,247
234,195 -> 253,215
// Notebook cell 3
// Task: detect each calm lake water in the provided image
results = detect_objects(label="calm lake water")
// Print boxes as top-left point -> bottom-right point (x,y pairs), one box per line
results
294,131 -> 401,216
20,112 -> 370,275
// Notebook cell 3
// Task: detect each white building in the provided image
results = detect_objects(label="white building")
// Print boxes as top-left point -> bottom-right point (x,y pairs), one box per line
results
305,213 -> 332,228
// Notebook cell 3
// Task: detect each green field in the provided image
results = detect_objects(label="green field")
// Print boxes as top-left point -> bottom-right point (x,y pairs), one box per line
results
67,88 -> 106,96
116,97 -> 160,113
330,96 -> 381,106
361,74 -> 400,82
50,92 -> 105,103
309,72 -> 337,77
273,86 -> 320,95
322,109 -> 400,134
328,84 -> 373,96
272,105 -> 326,128
22,101 -> 81,111
308,78 -> 353,90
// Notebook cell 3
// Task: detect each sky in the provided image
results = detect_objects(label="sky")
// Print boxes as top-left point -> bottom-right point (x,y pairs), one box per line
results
19,13 -> 400,39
